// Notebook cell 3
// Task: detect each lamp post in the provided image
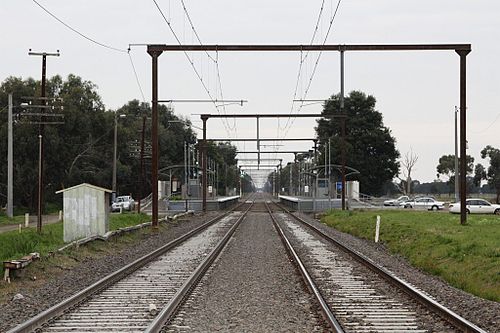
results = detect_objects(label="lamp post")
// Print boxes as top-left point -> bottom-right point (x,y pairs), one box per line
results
112,113 -> 126,202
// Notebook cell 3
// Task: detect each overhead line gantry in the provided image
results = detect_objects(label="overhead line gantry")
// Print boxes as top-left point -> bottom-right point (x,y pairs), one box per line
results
147,43 -> 471,226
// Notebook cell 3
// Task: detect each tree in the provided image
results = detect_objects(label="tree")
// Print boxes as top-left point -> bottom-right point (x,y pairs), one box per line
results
475,146 -> 500,203
0,75 -> 202,211
436,154 -> 474,194
398,149 -> 418,195
316,91 -> 400,196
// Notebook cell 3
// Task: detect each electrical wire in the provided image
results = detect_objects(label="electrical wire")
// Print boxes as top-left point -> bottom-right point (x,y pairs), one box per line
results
32,0 -> 127,53
180,0 -> 235,135
280,0 -> 326,134
281,0 -> 342,140
127,51 -> 147,103
472,112 -> 500,134
31,0 -> 148,104
151,0 -> 233,138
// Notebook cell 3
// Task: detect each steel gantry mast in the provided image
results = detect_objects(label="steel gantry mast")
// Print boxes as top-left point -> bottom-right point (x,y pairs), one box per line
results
147,43 -> 471,225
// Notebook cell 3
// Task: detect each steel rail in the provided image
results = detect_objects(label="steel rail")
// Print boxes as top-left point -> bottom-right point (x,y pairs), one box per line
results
275,202 -> 487,333
7,201 -> 247,333
264,201 -> 344,333
145,199 -> 255,332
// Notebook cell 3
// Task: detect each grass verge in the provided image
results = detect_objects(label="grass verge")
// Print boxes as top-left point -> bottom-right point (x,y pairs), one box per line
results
322,210 -> 500,302
0,213 -> 150,272
0,214 -> 26,226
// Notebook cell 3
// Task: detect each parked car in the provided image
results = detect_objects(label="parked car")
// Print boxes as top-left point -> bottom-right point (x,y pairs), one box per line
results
383,195 -> 410,206
400,197 -> 445,211
449,198 -> 500,215
111,195 -> 135,212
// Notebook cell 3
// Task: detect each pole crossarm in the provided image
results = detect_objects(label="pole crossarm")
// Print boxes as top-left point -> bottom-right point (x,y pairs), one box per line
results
147,44 -> 471,53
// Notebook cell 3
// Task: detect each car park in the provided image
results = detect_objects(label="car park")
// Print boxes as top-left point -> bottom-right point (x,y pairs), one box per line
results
383,195 -> 410,206
449,198 -> 500,215
111,195 -> 135,212
400,197 -> 445,211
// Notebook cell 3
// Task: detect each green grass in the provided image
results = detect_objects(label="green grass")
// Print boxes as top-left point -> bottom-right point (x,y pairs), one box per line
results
109,212 -> 150,229
0,213 -> 151,272
322,210 -> 500,301
0,213 -> 26,226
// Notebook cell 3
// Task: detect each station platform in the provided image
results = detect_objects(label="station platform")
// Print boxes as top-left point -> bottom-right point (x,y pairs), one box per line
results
278,195 -> 372,212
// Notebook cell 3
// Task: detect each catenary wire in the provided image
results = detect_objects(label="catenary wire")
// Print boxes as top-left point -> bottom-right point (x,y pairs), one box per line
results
151,0 -> 233,138
181,1 -> 232,131
281,0 -> 342,140
127,50 -> 147,103
180,0 -> 235,135
280,0 -> 326,134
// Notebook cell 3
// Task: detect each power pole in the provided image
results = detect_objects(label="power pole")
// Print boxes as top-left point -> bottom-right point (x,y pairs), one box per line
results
29,50 -> 60,233
7,94 -> 13,218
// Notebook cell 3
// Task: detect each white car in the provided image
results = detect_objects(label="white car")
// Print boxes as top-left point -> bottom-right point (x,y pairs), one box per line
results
111,195 -> 135,212
400,197 -> 445,211
384,195 -> 410,206
449,198 -> 500,215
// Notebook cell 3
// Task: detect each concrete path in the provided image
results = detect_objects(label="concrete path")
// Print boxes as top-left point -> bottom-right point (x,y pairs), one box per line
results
0,215 -> 61,234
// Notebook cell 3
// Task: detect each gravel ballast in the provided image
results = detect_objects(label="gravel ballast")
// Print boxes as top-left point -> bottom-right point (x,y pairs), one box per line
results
166,211 -> 326,332
296,212 -> 499,333
0,212 -> 220,332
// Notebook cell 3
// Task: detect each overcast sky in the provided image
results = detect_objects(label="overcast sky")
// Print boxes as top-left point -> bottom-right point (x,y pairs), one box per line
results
2,0 -> 499,187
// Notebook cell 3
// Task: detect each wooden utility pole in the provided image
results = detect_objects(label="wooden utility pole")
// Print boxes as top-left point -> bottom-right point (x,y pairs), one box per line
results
28,50 -> 60,233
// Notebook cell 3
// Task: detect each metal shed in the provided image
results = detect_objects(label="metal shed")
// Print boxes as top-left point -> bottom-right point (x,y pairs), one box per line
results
56,183 -> 112,243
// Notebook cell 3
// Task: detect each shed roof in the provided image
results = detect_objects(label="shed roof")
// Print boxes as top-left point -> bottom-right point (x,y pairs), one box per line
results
55,183 -> 113,194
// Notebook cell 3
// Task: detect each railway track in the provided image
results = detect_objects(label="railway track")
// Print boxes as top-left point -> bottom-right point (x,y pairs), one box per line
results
8,193 -> 488,332
266,200 -> 487,333
8,199 -> 255,333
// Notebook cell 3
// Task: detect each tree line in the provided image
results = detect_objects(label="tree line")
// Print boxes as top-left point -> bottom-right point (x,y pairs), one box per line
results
0,75 -> 245,212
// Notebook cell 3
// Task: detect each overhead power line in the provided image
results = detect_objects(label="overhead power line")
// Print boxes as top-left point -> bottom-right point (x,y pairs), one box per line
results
31,0 -> 147,104
282,0 -> 343,140
180,0 -> 236,134
32,0 -> 127,53
127,51 -> 147,103
151,0 -> 233,138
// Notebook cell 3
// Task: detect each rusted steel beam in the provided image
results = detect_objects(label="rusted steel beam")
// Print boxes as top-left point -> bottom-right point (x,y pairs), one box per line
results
199,113 -> 345,118
147,44 -> 471,52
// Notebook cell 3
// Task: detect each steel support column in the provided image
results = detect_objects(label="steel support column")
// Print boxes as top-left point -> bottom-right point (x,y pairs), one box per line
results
148,49 -> 162,229
457,50 -> 470,225
201,116 -> 208,212
340,49 -> 346,210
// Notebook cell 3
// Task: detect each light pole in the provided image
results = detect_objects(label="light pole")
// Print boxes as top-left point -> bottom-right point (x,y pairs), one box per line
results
112,113 -> 126,202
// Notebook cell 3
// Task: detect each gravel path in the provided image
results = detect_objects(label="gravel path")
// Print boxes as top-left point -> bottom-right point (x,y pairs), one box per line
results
166,212 -> 326,332
0,212 -> 219,332
296,212 -> 499,333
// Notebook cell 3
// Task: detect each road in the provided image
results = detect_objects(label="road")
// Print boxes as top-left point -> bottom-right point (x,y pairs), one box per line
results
0,215 -> 61,234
